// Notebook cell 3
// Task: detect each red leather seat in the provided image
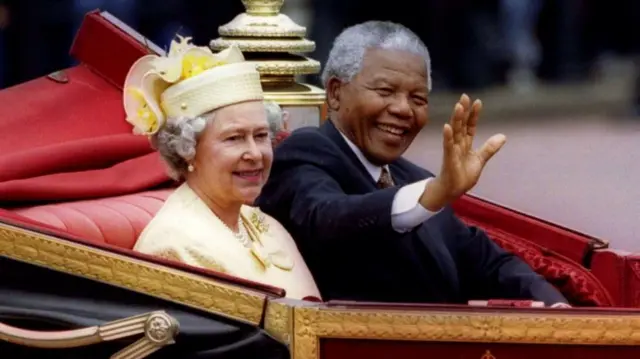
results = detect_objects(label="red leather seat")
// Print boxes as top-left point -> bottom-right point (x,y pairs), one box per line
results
6,126 -> 293,249
461,216 -> 615,306
8,185 -> 618,307
13,189 -> 172,249
452,195 -> 617,307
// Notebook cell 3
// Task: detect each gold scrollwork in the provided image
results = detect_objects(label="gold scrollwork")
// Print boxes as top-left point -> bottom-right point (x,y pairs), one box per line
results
0,223 -> 267,325
254,60 -> 321,76
210,38 -> 316,54
264,299 -> 293,345
218,27 -> 307,38
292,306 -> 640,359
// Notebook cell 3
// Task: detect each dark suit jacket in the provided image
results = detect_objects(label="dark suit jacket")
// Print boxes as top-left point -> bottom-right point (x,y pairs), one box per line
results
257,120 -> 567,305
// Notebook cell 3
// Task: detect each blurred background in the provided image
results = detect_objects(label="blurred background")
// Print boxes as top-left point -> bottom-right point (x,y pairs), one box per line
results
0,0 -> 638,249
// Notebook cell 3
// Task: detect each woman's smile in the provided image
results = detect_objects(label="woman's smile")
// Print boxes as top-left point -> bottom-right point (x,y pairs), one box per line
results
233,169 -> 264,183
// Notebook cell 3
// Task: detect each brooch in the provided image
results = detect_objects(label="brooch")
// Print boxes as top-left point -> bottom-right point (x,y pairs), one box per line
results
250,210 -> 270,234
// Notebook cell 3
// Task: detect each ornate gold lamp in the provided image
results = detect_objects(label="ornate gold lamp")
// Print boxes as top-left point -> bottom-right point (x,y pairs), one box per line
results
210,0 -> 326,129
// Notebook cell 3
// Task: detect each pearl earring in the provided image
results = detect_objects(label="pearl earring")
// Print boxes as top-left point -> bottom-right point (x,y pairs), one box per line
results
188,164 -> 194,172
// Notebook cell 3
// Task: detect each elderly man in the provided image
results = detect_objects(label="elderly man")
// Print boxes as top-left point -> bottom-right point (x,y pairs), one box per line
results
257,21 -> 569,307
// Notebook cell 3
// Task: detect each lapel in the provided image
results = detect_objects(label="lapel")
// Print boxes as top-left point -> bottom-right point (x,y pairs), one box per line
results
320,120 -> 378,188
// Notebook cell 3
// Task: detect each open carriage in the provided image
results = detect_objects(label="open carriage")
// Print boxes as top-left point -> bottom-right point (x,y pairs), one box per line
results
1,6 -> 640,359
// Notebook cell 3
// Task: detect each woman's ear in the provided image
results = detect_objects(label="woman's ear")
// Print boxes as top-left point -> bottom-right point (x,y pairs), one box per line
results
325,77 -> 342,111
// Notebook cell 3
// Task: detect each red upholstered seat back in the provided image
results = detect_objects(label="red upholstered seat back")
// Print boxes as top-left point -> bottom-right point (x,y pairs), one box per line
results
7,130 -> 294,249
460,217 -> 615,306
5,176 -> 619,307
12,189 -> 173,249
453,195 -> 615,307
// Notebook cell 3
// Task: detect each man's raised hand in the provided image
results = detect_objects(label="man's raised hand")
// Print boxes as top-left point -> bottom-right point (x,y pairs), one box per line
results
420,94 -> 506,212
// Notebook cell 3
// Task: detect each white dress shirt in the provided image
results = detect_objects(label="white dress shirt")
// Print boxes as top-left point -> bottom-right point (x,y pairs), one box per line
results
339,132 -> 440,232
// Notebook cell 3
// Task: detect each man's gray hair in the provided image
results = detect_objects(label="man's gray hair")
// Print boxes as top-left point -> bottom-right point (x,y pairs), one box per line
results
321,21 -> 432,91
151,101 -> 285,180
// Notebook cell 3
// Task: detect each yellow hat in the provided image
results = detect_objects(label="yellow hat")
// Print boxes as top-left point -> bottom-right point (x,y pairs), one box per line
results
123,36 -> 264,135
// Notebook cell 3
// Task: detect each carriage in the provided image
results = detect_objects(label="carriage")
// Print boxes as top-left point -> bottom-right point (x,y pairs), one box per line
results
1,5 -> 640,359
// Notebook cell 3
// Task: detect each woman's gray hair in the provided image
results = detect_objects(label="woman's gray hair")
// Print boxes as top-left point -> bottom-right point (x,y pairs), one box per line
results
150,115 -> 210,180
264,100 -> 286,136
151,101 -> 286,180
321,21 -> 432,91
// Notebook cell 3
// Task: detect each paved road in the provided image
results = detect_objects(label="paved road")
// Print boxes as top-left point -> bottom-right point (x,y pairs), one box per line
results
405,115 -> 640,252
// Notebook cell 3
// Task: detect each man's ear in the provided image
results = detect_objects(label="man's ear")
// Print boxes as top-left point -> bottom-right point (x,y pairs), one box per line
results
326,77 -> 343,111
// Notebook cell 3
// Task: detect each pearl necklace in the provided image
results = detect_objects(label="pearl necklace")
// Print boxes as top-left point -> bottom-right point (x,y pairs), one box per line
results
231,218 -> 251,249
223,216 -> 273,268
222,215 -> 294,271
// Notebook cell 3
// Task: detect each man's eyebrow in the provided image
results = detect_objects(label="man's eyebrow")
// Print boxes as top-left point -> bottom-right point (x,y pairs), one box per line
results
412,86 -> 429,95
367,76 -> 392,86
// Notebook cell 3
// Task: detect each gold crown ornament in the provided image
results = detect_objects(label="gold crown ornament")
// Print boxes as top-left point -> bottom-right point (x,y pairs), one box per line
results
123,36 -> 264,135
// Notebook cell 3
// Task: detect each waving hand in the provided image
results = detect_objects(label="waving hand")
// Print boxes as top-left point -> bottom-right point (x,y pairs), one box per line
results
420,94 -> 507,211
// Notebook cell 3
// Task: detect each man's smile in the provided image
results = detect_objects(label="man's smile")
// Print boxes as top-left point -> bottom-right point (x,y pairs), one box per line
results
376,123 -> 408,136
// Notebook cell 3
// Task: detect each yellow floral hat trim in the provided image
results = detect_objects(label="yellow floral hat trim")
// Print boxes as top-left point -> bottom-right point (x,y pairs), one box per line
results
150,35 -> 226,83
123,36 -> 254,136
126,87 -> 158,135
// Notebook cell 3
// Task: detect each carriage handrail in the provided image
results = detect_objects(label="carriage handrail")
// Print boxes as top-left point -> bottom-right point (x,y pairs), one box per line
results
0,310 -> 179,359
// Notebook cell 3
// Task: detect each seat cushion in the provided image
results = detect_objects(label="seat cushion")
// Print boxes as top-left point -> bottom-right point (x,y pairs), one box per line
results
461,217 -> 615,307
12,189 -> 173,249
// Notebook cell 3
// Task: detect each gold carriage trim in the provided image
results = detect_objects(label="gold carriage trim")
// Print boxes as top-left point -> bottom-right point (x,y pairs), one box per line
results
0,222 -> 267,325
264,298 -> 295,346
0,310 -> 178,359
291,306 -> 640,359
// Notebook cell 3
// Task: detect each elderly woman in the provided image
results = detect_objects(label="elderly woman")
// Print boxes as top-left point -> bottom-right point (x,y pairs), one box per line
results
124,36 -> 320,300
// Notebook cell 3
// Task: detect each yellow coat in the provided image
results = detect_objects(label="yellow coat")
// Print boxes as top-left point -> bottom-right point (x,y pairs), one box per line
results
134,183 -> 321,300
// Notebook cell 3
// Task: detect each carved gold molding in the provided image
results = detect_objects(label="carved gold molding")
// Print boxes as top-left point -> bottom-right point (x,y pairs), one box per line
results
217,26 -> 306,38
0,222 -> 267,325
242,0 -> 284,16
252,59 -> 321,76
210,38 -> 316,53
292,306 -> 640,359
264,299 -> 294,346
264,84 -> 326,107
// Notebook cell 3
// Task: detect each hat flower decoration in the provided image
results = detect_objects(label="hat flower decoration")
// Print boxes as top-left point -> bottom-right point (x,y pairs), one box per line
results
123,35 -> 264,136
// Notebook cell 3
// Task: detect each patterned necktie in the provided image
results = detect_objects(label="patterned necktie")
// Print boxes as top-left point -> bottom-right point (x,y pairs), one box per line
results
377,167 -> 395,189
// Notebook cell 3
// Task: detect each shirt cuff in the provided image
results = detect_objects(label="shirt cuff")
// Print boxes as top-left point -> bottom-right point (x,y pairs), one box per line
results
391,178 -> 441,232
